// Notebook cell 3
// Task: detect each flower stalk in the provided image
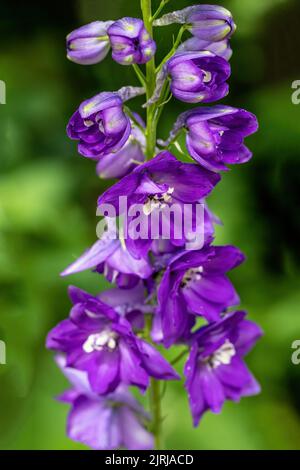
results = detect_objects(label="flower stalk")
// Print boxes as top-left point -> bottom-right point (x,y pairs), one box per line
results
141,0 -> 157,159
141,0 -> 163,448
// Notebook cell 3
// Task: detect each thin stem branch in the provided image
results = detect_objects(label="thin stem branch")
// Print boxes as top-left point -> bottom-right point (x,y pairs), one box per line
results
132,64 -> 147,88
171,348 -> 189,365
156,25 -> 186,73
151,0 -> 171,23
124,106 -> 145,132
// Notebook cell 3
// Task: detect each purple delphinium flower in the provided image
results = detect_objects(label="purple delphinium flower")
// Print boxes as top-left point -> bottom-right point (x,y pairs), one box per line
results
56,356 -> 154,450
184,106 -> 258,172
67,92 -> 131,159
159,105 -> 258,172
186,5 -> 236,42
167,51 -> 230,104
184,311 -> 262,426
178,37 -> 232,61
98,151 -> 221,258
154,5 -> 236,43
96,115 -> 146,179
66,21 -> 113,65
157,245 -> 244,347
47,286 -> 179,394
108,18 -> 156,65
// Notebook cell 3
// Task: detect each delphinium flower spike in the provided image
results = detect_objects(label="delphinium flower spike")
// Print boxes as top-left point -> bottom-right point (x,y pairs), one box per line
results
47,1 -> 262,450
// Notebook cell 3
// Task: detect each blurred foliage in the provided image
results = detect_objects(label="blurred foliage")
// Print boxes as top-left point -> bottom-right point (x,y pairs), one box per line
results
0,0 -> 300,450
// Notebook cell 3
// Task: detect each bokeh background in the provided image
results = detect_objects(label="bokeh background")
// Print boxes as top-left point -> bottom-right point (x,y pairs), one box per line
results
1,0 -> 300,450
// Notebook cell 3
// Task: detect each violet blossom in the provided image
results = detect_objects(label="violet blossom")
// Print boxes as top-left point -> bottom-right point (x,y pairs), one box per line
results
167,51 -> 230,104
157,245 -> 244,347
57,356 -> 154,450
159,105 -> 258,172
154,5 -> 236,43
108,18 -> 156,65
97,151 -> 220,258
184,311 -> 262,425
67,91 -> 131,159
47,286 -> 179,395
66,21 -> 113,65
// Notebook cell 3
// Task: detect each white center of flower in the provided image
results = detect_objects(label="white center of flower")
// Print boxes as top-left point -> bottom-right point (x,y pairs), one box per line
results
202,70 -> 212,83
206,340 -> 236,369
181,266 -> 204,287
84,119 -> 94,127
143,187 -> 174,215
83,330 -> 118,353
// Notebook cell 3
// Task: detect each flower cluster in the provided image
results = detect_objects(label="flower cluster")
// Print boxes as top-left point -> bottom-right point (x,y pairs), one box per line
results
47,2 -> 262,450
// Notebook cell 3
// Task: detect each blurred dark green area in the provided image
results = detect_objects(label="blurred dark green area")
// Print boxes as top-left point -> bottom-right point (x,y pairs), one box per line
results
0,0 -> 300,450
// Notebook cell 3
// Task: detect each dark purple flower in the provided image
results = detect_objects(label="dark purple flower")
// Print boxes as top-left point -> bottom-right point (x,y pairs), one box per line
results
167,51 -> 230,104
97,151 -> 221,258
178,37 -> 232,61
67,92 -> 131,159
154,5 -> 236,42
61,225 -> 153,288
186,5 -> 236,42
56,357 -> 153,449
96,115 -> 146,179
184,311 -> 262,425
185,106 -> 258,171
66,21 -> 113,65
108,18 -> 156,65
47,286 -> 179,394
160,105 -> 258,172
157,245 -> 244,347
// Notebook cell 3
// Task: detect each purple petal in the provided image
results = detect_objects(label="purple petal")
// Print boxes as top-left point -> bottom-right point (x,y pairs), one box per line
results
61,236 -> 119,276
119,407 -> 154,450
138,340 -> 180,380
67,396 -> 120,449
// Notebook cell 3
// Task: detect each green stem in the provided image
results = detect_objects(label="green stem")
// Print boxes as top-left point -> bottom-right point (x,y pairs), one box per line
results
151,0 -> 171,23
141,0 -> 157,160
171,348 -> 189,365
156,25 -> 186,73
132,64 -> 147,88
150,378 -> 162,449
141,3 -> 162,447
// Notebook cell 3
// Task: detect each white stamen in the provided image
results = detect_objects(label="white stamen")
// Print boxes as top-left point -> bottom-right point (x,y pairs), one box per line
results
181,266 -> 204,287
203,71 -> 212,83
83,330 -> 118,353
208,340 -> 236,369
84,119 -> 94,127
143,187 -> 174,215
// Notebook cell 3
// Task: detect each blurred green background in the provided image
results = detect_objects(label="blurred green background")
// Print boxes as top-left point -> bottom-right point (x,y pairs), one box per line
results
0,0 -> 300,450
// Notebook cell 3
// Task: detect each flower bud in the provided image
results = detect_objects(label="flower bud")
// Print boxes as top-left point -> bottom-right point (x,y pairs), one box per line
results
67,92 -> 131,159
167,51 -> 230,104
184,106 -> 258,171
67,21 -> 113,65
108,17 -> 156,65
154,5 -> 236,43
187,5 -> 236,42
